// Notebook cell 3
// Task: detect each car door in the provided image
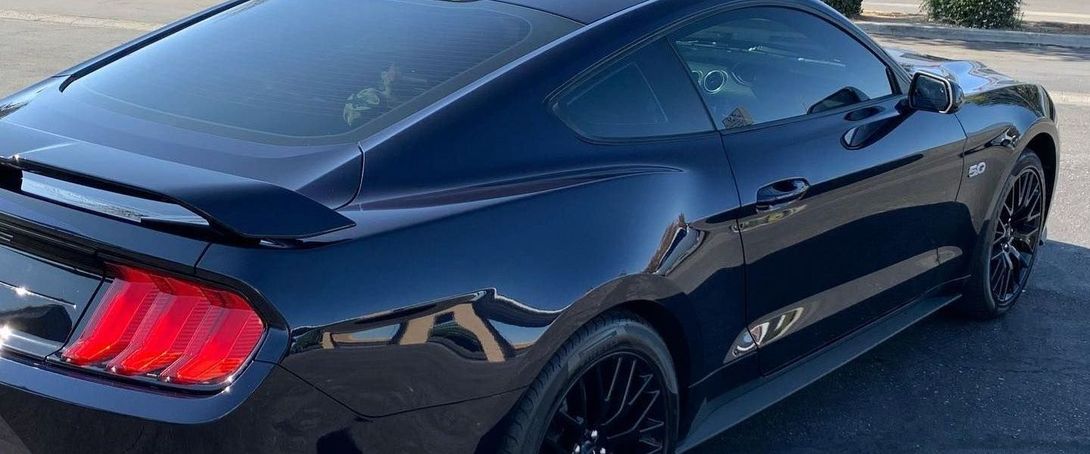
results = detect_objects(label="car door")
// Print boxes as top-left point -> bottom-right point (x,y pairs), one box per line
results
669,6 -> 967,372
550,38 -> 758,386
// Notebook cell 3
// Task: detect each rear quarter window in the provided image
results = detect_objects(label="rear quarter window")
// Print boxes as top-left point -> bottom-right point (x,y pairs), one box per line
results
553,40 -> 715,141
65,0 -> 578,144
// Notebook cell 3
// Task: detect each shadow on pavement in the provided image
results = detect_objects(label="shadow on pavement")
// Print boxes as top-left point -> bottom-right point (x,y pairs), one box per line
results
698,240 -> 1090,453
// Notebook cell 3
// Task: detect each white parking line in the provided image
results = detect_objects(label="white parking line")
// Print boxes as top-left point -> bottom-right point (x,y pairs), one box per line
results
0,10 -> 159,31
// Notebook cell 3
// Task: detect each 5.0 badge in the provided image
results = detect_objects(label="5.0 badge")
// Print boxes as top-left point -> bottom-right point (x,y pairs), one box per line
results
969,162 -> 988,179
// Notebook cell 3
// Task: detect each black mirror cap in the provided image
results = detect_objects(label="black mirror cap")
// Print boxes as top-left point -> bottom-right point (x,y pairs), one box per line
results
908,71 -> 964,114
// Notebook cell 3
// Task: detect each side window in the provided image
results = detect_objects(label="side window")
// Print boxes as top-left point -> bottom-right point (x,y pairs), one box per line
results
554,41 -> 714,140
672,7 -> 896,130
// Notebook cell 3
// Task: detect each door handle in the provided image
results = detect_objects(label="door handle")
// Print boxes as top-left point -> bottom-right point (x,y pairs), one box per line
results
842,105 -> 905,149
756,178 -> 810,212
845,105 -> 883,121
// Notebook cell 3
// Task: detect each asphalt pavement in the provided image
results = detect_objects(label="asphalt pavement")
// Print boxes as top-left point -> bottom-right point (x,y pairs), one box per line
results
1,1 -> 1088,452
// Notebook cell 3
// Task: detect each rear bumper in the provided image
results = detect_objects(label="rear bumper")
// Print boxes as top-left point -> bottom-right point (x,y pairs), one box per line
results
0,349 -> 275,425
0,350 -> 523,453
0,351 -> 361,453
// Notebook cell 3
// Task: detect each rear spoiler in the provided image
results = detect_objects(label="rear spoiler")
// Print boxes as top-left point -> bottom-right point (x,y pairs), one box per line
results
0,138 -> 355,241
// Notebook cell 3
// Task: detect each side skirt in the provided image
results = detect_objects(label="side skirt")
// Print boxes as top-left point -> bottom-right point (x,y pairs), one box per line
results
676,294 -> 959,452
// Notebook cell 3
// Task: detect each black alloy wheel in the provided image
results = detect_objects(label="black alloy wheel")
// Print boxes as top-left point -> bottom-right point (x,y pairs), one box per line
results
500,313 -> 678,454
958,150 -> 1048,319
543,352 -> 668,454
989,165 -> 1045,304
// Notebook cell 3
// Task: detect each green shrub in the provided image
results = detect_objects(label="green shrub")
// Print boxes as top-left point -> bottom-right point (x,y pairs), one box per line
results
925,0 -> 1023,29
822,0 -> 863,17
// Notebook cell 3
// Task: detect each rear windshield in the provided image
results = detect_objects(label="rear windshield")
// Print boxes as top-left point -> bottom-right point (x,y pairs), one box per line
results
66,0 -> 577,144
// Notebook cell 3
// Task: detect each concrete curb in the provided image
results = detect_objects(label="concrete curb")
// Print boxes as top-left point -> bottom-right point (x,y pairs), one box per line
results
857,21 -> 1090,49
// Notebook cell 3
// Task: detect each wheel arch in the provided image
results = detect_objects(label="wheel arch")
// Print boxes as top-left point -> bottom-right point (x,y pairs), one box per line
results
520,274 -> 711,404
1025,132 -> 1058,216
611,300 -> 694,406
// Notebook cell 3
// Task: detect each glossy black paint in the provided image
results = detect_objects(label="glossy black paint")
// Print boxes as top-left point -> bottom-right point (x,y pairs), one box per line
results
725,91 -> 968,372
888,48 -> 1060,288
0,0 -> 1058,452
0,242 -> 101,357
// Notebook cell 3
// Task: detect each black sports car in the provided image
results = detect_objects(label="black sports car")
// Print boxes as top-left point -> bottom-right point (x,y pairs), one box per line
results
0,0 -> 1058,453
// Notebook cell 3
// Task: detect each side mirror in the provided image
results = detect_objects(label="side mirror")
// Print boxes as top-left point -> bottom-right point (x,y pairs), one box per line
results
908,72 -> 964,114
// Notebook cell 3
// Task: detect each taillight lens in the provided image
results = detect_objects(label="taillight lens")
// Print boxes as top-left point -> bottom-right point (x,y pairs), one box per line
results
61,264 -> 264,387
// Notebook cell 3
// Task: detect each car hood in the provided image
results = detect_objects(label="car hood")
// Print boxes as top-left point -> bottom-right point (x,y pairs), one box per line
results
0,78 -> 363,210
885,48 -> 1026,96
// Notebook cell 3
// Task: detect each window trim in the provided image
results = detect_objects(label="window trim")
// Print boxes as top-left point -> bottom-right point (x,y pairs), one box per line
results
547,0 -> 912,144
666,4 -> 907,135
545,0 -> 911,142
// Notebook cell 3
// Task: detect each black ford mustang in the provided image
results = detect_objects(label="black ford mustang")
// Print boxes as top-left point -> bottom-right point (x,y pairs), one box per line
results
0,0 -> 1059,452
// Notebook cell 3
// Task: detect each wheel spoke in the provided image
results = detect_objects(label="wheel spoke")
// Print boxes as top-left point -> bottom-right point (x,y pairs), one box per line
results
557,408 -> 586,433
1004,251 -> 1018,295
592,362 -> 607,423
991,257 -> 1007,295
1012,226 -> 1040,245
1000,267 -> 1013,299
1014,249 -> 1032,271
1018,175 -> 1027,204
601,359 -> 638,428
607,390 -> 662,443
604,357 -> 623,404
1026,187 -> 1042,212
628,374 -> 653,406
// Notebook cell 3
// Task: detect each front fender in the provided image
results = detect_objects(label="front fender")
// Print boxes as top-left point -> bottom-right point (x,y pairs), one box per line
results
950,83 -> 1058,280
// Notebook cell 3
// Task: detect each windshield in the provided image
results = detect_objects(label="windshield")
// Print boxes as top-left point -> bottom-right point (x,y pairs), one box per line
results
65,0 -> 577,144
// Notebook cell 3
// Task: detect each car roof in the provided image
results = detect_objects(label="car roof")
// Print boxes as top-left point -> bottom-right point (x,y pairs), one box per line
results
496,0 -> 646,24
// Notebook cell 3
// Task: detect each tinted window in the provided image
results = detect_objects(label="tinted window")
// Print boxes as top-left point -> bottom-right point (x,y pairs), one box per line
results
672,7 -> 895,130
555,41 -> 714,140
66,0 -> 576,144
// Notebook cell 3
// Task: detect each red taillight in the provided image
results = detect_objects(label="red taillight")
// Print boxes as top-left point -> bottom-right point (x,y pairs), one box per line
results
61,264 -> 264,387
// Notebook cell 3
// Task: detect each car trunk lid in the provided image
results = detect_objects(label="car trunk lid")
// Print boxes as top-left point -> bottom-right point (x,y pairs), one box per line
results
0,235 -> 102,358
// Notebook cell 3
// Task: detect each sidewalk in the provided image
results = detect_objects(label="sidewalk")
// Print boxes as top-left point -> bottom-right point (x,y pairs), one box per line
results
859,1 -> 1090,48
863,0 -> 1090,25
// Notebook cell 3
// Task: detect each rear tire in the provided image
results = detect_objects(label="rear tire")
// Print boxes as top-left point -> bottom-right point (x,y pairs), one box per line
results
957,151 -> 1047,319
501,312 -> 679,454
